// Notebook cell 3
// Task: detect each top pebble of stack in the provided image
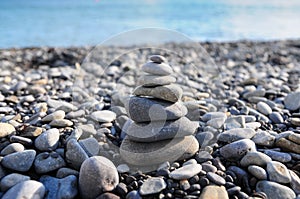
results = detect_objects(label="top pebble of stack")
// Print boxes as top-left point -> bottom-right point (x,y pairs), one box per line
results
142,55 -> 173,76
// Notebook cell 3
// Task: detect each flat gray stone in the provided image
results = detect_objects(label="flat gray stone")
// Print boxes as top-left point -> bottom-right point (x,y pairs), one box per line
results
79,156 -> 119,199
141,62 -> 173,75
138,75 -> 176,86
133,84 -> 182,102
56,167 -> 79,178
35,128 -> 60,151
264,150 -> 292,163
220,139 -> 256,161
169,164 -> 202,180
65,139 -> 89,170
149,55 -> 166,63
248,165 -> 267,180
284,92 -> 300,111
34,152 -> 66,174
124,117 -> 198,142
125,96 -> 187,122
251,130 -> 275,147
90,110 -> 116,123
0,173 -> 30,192
49,119 -> 73,127
120,135 -> 199,166
0,143 -> 24,156
269,112 -> 284,124
240,151 -> 272,167
0,123 -> 15,138
218,128 -> 256,143
40,175 -> 78,199
202,112 -> 227,122
2,150 -> 36,172
267,161 -> 291,184
42,110 -> 65,122
79,137 -> 100,156
207,172 -> 226,185
257,101 -> 272,115
139,177 -> 167,195
256,180 -> 296,199
1,180 -> 45,199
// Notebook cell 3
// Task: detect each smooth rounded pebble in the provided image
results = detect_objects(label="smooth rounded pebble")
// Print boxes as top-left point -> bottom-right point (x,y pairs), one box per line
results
1,150 -> 36,172
65,139 -> 89,170
90,110 -> 117,123
120,135 -> 199,166
0,173 -> 30,192
264,150 -> 292,163
257,101 -> 272,115
0,143 -> 24,156
34,152 -> 66,174
141,62 -> 173,75
133,84 -> 182,102
202,112 -> 227,122
207,172 -> 226,185
289,170 -> 300,195
266,161 -> 291,184
125,96 -> 187,123
199,185 -> 229,199
124,117 -> 198,142
149,55 -> 166,63
1,180 -> 45,199
284,91 -> 300,111
139,177 -> 167,195
248,165 -> 267,180
41,110 -> 65,122
79,156 -> 119,199
240,151 -> 272,167
0,123 -> 15,138
169,164 -> 202,180
220,139 -> 256,161
78,137 -> 100,156
138,75 -> 176,86
40,175 -> 78,199
35,128 -> 60,151
256,180 -> 296,199
218,128 -> 256,143
49,119 -> 73,127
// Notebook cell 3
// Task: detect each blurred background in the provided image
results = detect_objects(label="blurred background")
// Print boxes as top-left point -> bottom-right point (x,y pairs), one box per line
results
1,0 -> 300,48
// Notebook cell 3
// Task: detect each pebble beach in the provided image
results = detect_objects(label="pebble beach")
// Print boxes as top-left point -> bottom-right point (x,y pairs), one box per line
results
0,40 -> 300,199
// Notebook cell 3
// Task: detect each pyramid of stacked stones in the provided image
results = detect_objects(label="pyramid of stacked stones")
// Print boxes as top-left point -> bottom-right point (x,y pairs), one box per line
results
120,55 -> 199,166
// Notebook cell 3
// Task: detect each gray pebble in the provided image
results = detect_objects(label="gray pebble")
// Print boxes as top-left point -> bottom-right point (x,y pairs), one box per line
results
266,161 -> 291,184
1,150 -> 36,172
0,143 -> 24,156
248,165 -> 267,180
220,139 -> 256,160
1,180 -> 45,199
34,152 -> 66,174
40,175 -> 78,199
257,101 -> 272,115
139,177 -> 167,195
35,128 -> 60,151
79,156 -> 119,199
218,128 -> 256,143
0,173 -> 30,192
207,172 -> 226,185
256,180 -> 295,199
264,150 -> 292,163
169,164 -> 202,180
240,151 -> 272,167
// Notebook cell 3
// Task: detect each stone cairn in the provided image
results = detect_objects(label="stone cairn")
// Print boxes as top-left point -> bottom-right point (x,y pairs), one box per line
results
120,55 -> 199,167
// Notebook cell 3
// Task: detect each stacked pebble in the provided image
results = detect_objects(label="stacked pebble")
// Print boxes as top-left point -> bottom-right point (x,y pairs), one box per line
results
120,55 -> 199,166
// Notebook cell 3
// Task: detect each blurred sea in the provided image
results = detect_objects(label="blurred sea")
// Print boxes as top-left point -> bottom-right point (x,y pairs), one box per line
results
1,0 -> 300,48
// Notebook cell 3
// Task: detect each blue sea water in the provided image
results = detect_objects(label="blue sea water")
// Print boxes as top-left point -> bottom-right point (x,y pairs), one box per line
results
1,0 -> 300,48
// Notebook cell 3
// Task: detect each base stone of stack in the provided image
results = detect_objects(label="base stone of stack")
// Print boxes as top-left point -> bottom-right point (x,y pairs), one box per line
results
120,135 -> 199,166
